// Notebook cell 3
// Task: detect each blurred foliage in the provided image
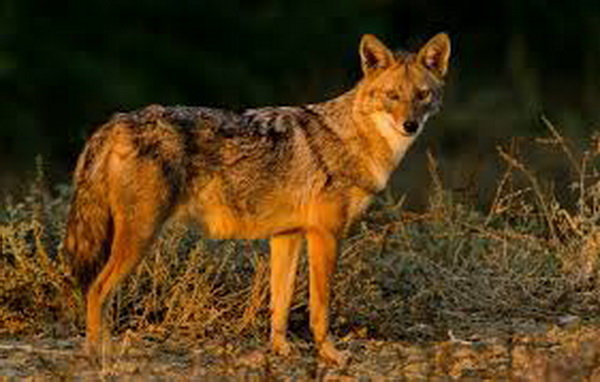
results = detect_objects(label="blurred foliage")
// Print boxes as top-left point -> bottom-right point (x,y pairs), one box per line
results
1,0 -> 600,194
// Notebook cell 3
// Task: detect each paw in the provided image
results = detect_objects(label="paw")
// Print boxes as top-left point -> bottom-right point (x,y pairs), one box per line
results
85,337 -> 98,356
85,340 -> 102,366
318,340 -> 349,367
271,337 -> 293,357
85,333 -> 114,363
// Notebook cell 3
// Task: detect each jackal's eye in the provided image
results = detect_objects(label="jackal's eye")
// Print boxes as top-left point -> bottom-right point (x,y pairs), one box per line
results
415,89 -> 432,102
385,90 -> 400,101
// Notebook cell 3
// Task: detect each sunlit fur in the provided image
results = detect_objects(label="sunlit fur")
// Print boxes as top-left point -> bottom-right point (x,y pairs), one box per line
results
63,33 -> 450,365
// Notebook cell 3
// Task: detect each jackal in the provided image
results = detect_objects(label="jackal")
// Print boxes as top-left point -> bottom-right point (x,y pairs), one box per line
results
63,33 -> 450,365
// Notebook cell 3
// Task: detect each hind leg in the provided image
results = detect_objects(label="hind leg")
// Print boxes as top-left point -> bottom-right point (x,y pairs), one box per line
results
85,221 -> 150,355
85,183 -> 171,355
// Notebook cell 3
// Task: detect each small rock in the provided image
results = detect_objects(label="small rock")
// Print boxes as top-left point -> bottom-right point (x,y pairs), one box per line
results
556,315 -> 580,328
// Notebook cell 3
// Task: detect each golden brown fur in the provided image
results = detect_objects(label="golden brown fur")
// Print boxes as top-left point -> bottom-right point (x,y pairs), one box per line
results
63,33 -> 451,364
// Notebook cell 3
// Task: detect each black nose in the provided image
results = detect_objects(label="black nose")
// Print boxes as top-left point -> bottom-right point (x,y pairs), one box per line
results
403,121 -> 419,134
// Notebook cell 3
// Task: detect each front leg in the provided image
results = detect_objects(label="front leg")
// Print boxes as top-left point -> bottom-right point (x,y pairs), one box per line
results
270,233 -> 302,356
306,228 -> 346,365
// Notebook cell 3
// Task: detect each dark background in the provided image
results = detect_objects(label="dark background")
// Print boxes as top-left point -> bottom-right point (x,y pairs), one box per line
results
2,0 -> 599,208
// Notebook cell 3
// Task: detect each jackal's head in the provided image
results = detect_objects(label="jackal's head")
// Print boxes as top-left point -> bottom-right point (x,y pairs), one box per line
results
354,33 -> 450,138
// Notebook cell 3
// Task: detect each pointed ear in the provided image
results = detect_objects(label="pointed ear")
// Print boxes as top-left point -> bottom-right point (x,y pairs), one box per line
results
359,34 -> 395,75
417,33 -> 451,77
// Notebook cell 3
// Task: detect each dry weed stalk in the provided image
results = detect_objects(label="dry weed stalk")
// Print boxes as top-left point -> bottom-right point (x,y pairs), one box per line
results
238,254 -> 269,334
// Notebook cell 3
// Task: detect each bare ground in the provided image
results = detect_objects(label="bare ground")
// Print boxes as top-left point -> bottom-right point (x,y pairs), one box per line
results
3,323 -> 600,379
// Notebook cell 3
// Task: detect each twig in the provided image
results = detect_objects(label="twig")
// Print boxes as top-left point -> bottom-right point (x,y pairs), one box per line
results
541,115 -> 581,176
497,146 -> 558,243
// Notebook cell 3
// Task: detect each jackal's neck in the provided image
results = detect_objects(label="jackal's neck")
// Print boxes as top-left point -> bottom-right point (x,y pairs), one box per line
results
310,89 -> 357,126
310,87 -> 407,192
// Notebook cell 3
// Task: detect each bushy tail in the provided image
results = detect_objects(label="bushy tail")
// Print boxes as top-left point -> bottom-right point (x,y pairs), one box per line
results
62,132 -> 113,294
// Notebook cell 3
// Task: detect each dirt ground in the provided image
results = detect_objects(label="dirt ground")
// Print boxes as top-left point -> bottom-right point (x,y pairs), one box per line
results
2,323 -> 600,380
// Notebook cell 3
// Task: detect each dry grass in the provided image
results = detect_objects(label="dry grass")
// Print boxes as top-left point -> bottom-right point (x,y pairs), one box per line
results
3,124 -> 600,378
